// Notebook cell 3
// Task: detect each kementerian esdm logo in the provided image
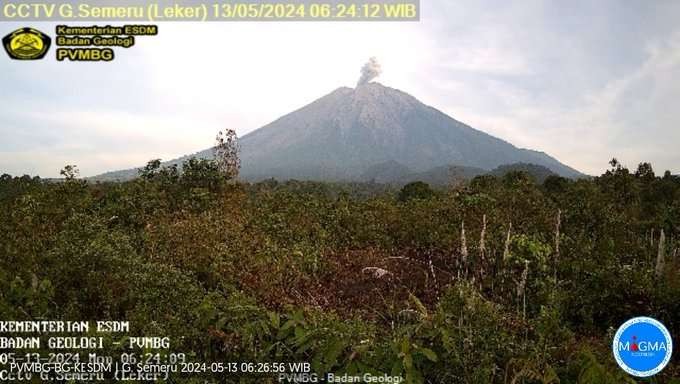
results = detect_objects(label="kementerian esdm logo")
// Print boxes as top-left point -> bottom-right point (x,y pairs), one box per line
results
613,316 -> 673,377
2,27 -> 51,60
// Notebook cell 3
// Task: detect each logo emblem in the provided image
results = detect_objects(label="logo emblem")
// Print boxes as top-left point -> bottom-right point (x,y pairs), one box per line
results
3,28 -> 51,60
613,316 -> 673,377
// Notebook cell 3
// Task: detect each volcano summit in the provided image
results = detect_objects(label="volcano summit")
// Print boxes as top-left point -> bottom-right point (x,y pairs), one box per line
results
94,81 -> 583,182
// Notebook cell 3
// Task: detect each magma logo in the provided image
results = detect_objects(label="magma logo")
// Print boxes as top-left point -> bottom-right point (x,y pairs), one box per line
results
613,317 -> 673,377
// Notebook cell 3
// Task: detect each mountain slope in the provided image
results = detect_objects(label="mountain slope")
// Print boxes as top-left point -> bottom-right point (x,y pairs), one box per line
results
359,161 -> 487,186
92,82 -> 584,181
488,163 -> 558,183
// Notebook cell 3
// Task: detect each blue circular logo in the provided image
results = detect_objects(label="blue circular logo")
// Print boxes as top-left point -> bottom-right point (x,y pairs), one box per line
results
613,317 -> 673,377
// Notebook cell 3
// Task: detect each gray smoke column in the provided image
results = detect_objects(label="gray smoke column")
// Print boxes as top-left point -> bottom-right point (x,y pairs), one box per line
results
357,57 -> 382,86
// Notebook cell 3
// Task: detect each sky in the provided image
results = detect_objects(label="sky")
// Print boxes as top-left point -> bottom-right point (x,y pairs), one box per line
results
1,0 -> 680,178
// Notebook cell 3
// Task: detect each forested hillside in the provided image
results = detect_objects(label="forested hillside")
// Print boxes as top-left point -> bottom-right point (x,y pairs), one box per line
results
1,158 -> 678,383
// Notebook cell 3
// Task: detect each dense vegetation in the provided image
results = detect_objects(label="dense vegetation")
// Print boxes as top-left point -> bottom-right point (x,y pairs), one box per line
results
1,158 -> 679,383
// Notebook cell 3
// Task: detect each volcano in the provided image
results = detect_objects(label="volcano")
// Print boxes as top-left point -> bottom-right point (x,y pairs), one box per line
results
94,82 -> 583,182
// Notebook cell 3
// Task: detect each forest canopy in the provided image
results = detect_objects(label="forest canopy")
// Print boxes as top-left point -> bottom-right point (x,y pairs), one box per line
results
0,158 -> 679,383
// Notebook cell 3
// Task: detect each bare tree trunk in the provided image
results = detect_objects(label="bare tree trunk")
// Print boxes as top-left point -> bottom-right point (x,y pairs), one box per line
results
460,221 -> 468,279
479,214 -> 487,258
518,260 -> 529,319
499,222 -> 512,297
502,222 -> 512,262
478,214 -> 487,288
656,229 -> 666,279
554,209 -> 561,281
428,252 -> 438,297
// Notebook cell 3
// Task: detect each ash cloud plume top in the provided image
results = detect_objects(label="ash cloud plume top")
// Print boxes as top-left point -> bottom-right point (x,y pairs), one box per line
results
357,57 -> 382,86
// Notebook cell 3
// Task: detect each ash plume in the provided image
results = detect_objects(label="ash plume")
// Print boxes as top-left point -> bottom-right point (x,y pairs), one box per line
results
357,57 -> 382,86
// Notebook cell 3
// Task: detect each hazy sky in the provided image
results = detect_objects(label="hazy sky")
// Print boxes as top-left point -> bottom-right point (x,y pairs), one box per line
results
1,1 -> 680,177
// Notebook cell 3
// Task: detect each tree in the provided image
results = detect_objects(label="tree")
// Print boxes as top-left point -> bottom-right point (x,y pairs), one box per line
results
60,165 -> 80,180
181,157 -> 222,190
139,159 -> 162,180
398,181 -> 435,202
635,162 -> 655,181
608,158 -> 622,173
139,159 -> 181,184
214,130 -> 240,180
599,159 -> 638,204
543,175 -> 569,195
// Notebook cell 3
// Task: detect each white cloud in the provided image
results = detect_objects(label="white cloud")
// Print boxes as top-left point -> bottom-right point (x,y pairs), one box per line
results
435,30 -> 680,176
